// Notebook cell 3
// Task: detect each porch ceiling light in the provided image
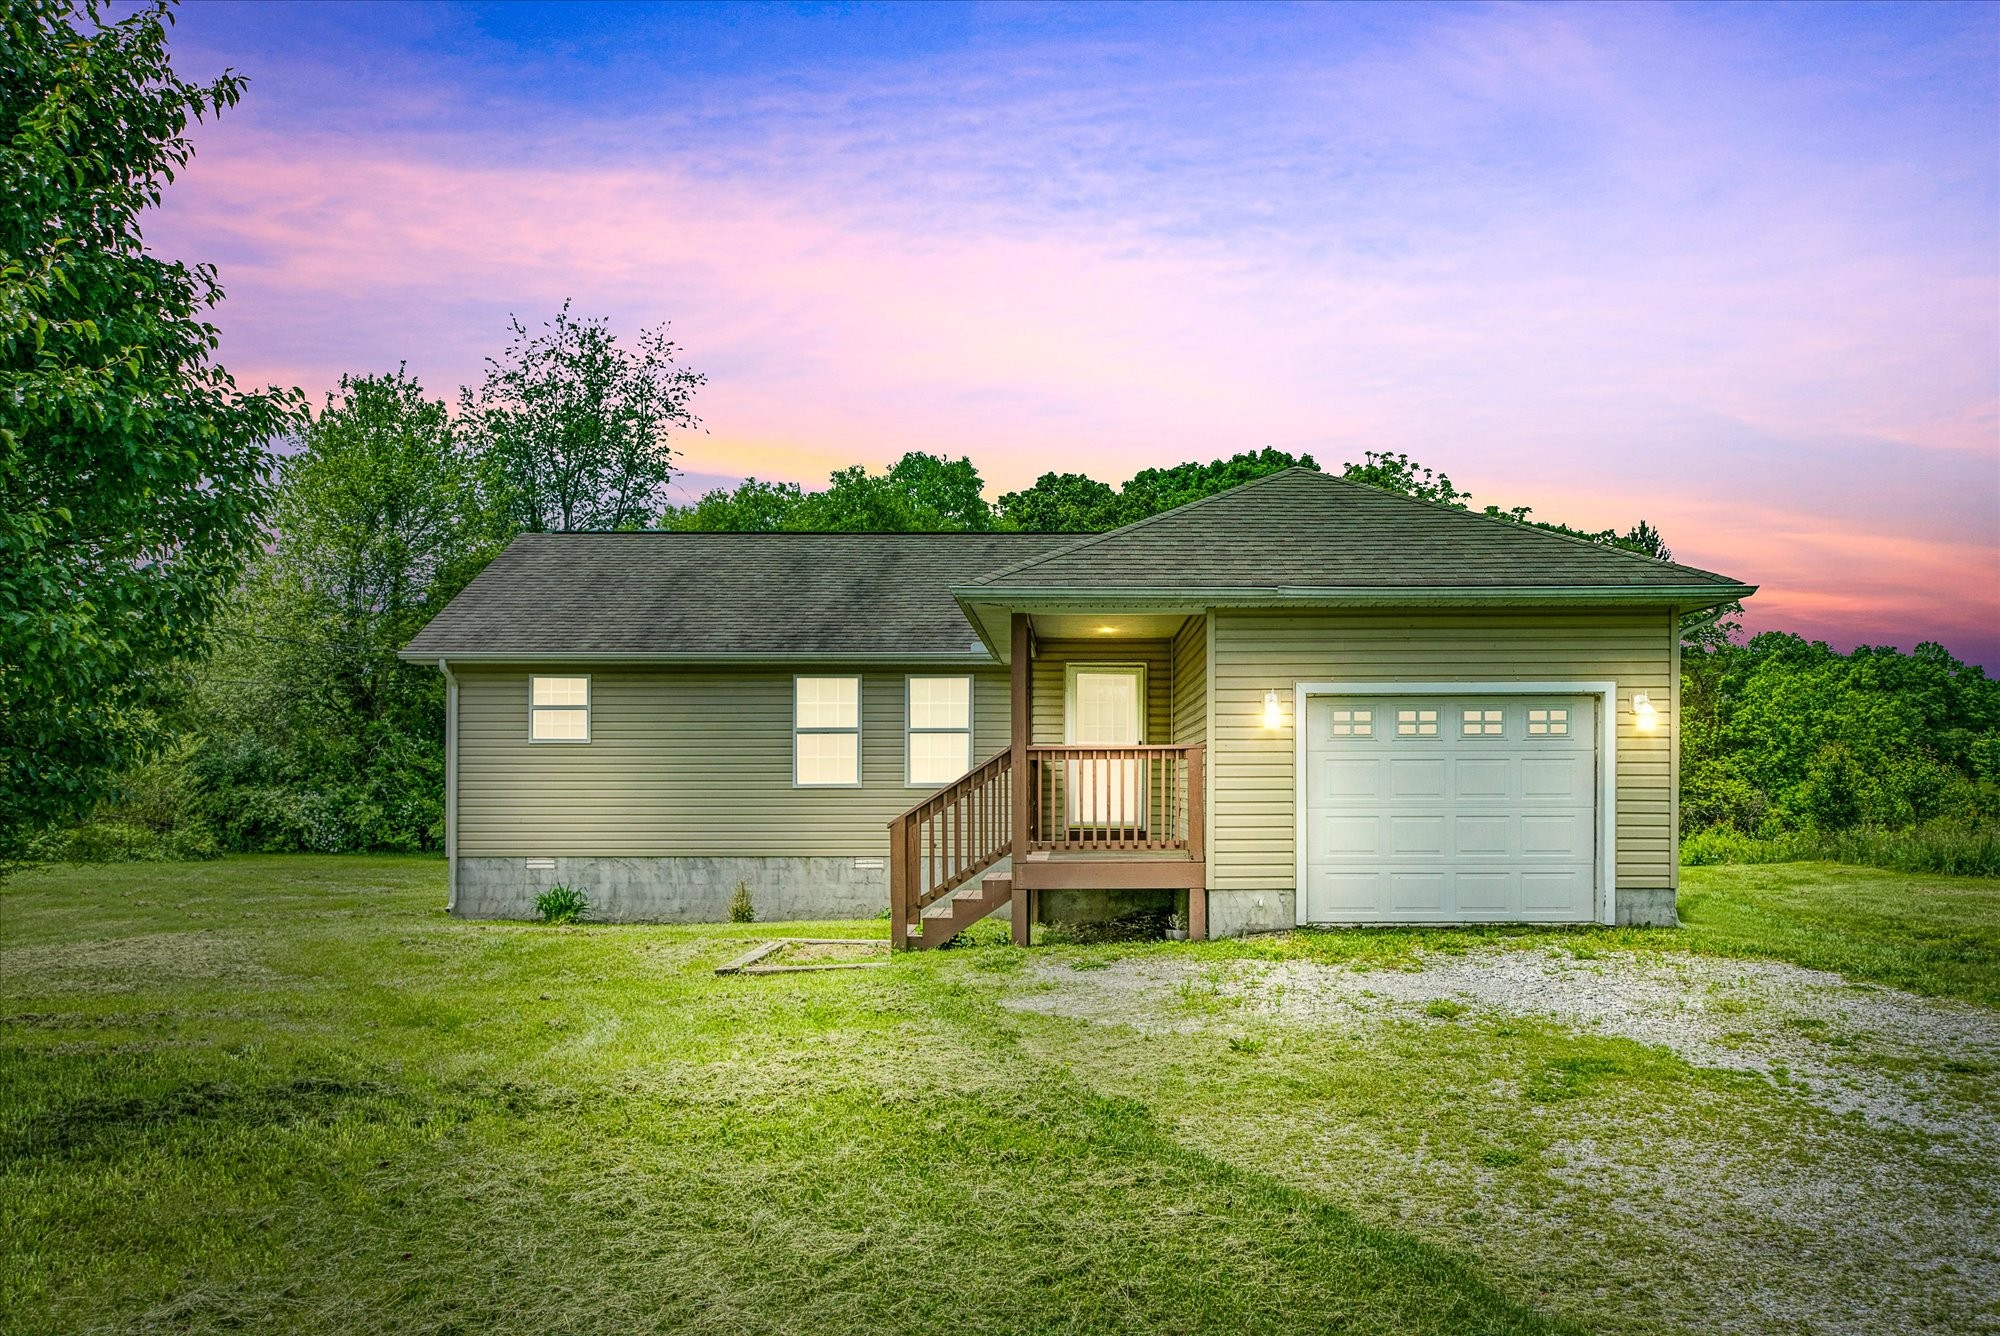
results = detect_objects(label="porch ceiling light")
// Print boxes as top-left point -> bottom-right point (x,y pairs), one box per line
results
1264,689 -> 1282,729
1097,624 -> 1117,634
1633,692 -> 1659,731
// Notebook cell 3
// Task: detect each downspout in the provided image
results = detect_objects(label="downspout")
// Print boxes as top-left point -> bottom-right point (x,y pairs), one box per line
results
438,659 -> 458,912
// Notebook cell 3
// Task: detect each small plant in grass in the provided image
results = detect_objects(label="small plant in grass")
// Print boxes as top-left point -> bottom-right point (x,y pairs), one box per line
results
728,881 -> 756,923
535,884 -> 589,925
1424,999 -> 1468,1019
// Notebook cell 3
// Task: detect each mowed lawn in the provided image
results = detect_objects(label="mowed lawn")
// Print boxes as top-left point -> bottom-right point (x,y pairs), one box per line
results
3,859 -> 1997,1335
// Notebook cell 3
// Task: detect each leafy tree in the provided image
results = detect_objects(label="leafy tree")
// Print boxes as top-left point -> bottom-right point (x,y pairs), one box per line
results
992,471 -> 1121,532
792,453 -> 992,531
1680,635 -> 1999,837
995,447 -> 1316,531
184,370 -> 493,852
1115,448 -> 1319,523
662,477 -> 805,532
663,452 -> 993,532
1338,451 -> 1468,507
464,303 -> 703,533
0,0 -> 301,865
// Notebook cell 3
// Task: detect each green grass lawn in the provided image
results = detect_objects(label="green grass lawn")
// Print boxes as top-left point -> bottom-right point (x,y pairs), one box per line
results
2,858 -> 1995,1334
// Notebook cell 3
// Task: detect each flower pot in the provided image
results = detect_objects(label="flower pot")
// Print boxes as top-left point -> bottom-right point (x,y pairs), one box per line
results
1165,928 -> 1188,941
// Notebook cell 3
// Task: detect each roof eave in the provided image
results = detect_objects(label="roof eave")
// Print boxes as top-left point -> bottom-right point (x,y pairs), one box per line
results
953,582 -> 1758,610
395,649 -> 1000,666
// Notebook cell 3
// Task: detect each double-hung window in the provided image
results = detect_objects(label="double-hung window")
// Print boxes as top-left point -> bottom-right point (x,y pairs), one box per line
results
530,676 -> 590,742
795,676 -> 861,786
906,676 -> 973,785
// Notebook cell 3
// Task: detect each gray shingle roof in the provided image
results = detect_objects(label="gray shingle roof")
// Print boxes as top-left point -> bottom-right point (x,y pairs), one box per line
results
965,468 -> 1752,596
402,532 -> 1072,660
404,470 -> 1754,660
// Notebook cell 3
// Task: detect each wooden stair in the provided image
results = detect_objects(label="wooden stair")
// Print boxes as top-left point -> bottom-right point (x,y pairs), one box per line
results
908,873 -> 1012,950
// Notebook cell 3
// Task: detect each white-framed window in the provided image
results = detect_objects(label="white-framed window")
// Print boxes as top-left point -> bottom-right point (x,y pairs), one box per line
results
795,676 -> 861,786
1396,707 -> 1439,737
1527,707 -> 1570,736
529,675 -> 590,742
906,676 -> 973,786
1329,708 -> 1373,737
1461,708 -> 1504,736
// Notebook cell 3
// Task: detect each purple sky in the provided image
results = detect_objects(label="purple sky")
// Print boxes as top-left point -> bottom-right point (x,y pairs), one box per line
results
150,2 -> 2000,666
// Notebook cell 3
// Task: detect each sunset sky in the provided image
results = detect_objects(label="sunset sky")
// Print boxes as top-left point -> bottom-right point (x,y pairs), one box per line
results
150,2 -> 1999,666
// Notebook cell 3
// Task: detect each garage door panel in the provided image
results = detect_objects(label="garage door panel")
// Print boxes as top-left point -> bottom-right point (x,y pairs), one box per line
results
1388,872 -> 1445,912
1389,815 -> 1447,856
1316,872 -> 1383,915
1315,814 -> 1381,858
1316,756 -> 1381,799
1389,758 -> 1446,797
1453,815 -> 1511,857
1303,694 -> 1597,924
1520,812 -> 1589,859
1453,758 -> 1512,799
1453,871 -> 1514,914
1521,869 -> 1591,915
1522,755 -> 1590,801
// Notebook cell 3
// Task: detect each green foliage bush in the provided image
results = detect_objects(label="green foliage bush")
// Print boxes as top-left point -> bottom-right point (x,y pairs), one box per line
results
535,884 -> 589,925
728,882 -> 756,923
1680,821 -> 2000,877
30,820 -> 221,865
1681,635 -> 1999,843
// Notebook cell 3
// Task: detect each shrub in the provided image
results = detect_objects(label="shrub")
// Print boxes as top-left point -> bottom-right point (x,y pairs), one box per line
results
29,819 -> 220,864
1680,820 -> 2000,877
728,881 -> 756,923
535,884 -> 589,925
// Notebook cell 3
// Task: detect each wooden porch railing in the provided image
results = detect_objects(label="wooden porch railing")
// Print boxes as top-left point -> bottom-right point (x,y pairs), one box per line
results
888,743 -> 1206,947
888,747 -> 1014,945
1025,744 -> 1204,856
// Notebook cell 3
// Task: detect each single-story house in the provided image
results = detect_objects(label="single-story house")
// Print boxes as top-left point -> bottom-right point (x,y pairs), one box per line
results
400,468 -> 1753,947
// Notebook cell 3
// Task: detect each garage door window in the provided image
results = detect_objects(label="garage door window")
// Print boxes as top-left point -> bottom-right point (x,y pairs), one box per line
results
1528,707 -> 1569,736
1330,708 -> 1372,737
1462,708 -> 1504,736
1396,708 -> 1438,737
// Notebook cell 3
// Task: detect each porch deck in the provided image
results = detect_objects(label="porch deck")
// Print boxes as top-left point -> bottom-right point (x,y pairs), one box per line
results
889,614 -> 1207,949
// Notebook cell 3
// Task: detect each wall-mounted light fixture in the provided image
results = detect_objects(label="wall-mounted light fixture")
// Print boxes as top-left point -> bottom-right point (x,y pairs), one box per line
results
1632,692 -> 1659,731
1264,690 -> 1282,729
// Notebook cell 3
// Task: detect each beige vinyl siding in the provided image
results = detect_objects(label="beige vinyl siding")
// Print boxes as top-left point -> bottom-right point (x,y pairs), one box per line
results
1210,608 -> 1678,893
1031,639 -> 1172,743
1171,615 -> 1207,744
456,665 -> 1009,857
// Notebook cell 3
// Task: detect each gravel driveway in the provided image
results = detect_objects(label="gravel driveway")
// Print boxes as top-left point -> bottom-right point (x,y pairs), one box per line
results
1000,944 -> 2000,1334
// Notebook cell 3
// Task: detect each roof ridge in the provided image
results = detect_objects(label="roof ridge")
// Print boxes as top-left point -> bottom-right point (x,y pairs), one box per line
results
968,466 -> 1317,586
520,529 -> 1072,539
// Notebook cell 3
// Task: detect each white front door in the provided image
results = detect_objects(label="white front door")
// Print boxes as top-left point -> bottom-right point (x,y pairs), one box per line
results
1301,695 -> 1597,922
1067,667 -> 1144,827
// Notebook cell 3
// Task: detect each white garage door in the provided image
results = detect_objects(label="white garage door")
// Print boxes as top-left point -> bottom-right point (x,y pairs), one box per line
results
1302,694 -> 1598,923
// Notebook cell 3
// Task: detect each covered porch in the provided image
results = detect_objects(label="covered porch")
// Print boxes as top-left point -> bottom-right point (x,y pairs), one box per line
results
889,610 -> 1208,949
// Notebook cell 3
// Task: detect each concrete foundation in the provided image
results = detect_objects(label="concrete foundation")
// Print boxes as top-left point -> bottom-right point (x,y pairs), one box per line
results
454,856 -> 888,923
1206,889 -> 1297,938
1615,887 -> 1679,927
